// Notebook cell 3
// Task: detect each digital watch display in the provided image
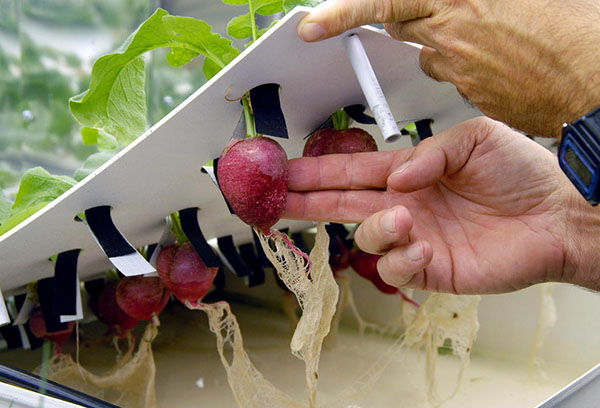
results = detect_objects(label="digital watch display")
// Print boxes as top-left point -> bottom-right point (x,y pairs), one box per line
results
558,107 -> 600,205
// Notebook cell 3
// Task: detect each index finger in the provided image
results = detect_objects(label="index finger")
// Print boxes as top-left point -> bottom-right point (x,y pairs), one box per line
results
297,0 -> 435,42
288,150 -> 407,191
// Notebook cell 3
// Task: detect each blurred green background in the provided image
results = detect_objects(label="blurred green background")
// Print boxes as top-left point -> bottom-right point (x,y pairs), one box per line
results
0,0 -> 254,193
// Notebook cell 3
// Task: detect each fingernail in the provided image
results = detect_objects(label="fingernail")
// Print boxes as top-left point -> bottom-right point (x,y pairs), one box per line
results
404,242 -> 423,262
381,210 -> 397,234
392,160 -> 411,176
299,22 -> 326,42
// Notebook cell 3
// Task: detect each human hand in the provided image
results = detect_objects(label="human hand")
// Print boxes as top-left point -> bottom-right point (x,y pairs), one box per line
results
297,0 -> 600,138
283,118 -> 600,294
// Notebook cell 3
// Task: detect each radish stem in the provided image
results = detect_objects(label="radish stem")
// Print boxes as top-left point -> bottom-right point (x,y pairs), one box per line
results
242,96 -> 257,138
170,212 -> 189,244
397,289 -> 420,308
248,0 -> 258,42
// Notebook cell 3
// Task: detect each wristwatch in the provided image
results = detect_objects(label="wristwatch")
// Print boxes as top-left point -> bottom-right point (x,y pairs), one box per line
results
558,107 -> 600,205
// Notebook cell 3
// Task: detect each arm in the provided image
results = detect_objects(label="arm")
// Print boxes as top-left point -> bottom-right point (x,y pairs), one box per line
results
298,0 -> 600,138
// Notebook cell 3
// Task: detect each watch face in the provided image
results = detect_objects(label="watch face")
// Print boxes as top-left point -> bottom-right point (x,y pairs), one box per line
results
564,145 -> 593,187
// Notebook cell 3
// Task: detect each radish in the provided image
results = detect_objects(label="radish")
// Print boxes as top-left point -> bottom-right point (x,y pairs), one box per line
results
218,136 -> 288,231
350,248 -> 420,307
96,283 -> 139,338
29,307 -> 74,352
349,248 -> 398,294
116,276 -> 170,324
329,235 -> 351,273
157,242 -> 218,303
302,128 -> 378,157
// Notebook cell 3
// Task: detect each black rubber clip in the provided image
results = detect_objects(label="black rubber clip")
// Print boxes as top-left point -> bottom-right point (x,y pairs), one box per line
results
76,205 -> 155,276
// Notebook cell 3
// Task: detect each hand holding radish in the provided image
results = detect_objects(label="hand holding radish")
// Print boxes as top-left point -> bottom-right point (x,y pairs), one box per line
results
284,117 -> 600,294
297,0 -> 600,138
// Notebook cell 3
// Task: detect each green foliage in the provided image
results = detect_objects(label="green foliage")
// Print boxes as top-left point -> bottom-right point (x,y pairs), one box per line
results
283,0 -> 322,13
255,0 -> 284,16
0,167 -> 76,235
228,0 -> 322,44
73,150 -> 119,182
227,14 -> 253,39
69,8 -> 239,145
162,15 -> 240,79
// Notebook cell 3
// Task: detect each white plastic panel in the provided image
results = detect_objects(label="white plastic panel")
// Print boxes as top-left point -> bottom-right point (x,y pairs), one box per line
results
0,7 -> 479,294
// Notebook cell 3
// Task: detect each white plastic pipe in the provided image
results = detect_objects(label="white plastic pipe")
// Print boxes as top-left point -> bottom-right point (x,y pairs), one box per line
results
342,33 -> 401,142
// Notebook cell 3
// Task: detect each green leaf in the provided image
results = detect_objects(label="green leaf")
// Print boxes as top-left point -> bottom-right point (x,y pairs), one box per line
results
73,150 -> 119,182
69,9 -> 171,145
255,0 -> 283,15
70,8 -> 240,144
227,14 -> 253,39
81,127 -> 99,145
0,189 -> 12,226
222,0 -> 248,4
0,167 -> 76,235
246,20 -> 279,47
10,167 -> 76,215
0,203 -> 47,235
163,15 -> 240,80
166,48 -> 198,67
283,0 -> 321,14
202,59 -> 223,81
80,127 -> 119,150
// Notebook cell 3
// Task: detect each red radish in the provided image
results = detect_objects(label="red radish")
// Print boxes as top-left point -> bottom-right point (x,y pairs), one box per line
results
29,308 -> 74,351
218,136 -> 288,231
349,248 -> 420,307
329,236 -> 351,274
96,283 -> 139,338
116,276 -> 170,322
157,243 -> 218,303
303,128 -> 378,157
349,248 -> 398,294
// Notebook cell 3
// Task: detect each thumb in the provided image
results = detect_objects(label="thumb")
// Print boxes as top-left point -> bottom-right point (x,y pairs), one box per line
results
387,118 -> 493,192
297,0 -> 434,42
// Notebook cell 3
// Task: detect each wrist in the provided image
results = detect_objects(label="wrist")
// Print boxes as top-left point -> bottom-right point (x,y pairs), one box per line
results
561,186 -> 600,290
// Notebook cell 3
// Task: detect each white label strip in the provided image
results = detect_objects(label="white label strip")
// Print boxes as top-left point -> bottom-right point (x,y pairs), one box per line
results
12,294 -> 34,326
7,301 -> 30,350
342,33 -> 401,143
0,289 -> 10,326
202,165 -> 220,189
147,216 -> 176,277
207,238 -> 235,273
80,214 -> 156,277
60,273 -> 83,323
109,252 -> 156,276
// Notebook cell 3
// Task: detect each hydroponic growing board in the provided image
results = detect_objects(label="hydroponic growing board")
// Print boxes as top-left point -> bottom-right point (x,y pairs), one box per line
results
0,7 -> 479,295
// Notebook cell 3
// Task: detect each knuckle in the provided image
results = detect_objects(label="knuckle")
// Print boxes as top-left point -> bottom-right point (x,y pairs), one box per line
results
384,22 -> 402,40
420,56 -> 440,81
374,0 -> 396,22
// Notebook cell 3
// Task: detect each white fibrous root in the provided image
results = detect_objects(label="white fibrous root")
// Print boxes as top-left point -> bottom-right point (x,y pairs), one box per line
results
332,293 -> 480,408
257,222 -> 339,408
189,223 -> 481,408
42,324 -> 159,408
404,293 -> 481,407
187,301 -> 304,408
326,273 -> 388,348
528,283 -> 557,381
